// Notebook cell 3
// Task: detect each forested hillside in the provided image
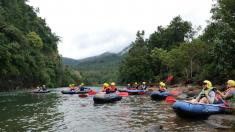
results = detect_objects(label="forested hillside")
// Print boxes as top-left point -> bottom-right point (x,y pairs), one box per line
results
119,0 -> 235,84
0,0 -> 80,91
63,52 -> 122,85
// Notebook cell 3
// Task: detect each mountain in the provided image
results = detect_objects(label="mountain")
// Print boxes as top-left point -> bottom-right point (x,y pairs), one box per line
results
118,44 -> 132,55
62,52 -> 122,85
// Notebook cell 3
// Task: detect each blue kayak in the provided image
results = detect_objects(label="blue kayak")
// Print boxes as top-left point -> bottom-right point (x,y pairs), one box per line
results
127,89 -> 145,95
172,100 -> 226,118
150,91 -> 170,100
93,93 -> 122,104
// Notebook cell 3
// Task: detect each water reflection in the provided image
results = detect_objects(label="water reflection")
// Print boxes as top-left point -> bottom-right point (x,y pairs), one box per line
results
0,87 -> 232,131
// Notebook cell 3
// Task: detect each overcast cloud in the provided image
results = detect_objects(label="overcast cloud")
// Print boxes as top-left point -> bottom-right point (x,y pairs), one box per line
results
28,0 -> 214,59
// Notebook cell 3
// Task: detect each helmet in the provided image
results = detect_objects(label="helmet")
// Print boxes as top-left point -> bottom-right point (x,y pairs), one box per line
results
80,83 -> 84,86
142,82 -> 146,84
134,82 -> 138,85
159,82 -> 165,87
227,80 -> 235,87
127,83 -> 130,86
111,82 -> 115,86
103,83 -> 109,87
203,80 -> 212,88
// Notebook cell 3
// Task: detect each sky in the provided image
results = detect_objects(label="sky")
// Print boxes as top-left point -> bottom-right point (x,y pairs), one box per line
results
28,0 -> 214,59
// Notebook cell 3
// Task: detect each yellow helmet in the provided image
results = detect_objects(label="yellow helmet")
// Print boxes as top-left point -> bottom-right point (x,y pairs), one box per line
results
227,80 -> 235,87
203,80 -> 212,88
103,83 -> 109,87
159,82 -> 165,87
127,83 -> 130,86
142,82 -> 146,84
111,82 -> 116,86
134,82 -> 138,85
80,83 -> 84,86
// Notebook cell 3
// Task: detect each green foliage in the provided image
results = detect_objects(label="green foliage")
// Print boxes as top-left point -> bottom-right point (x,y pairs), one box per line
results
119,0 -> 235,84
119,31 -> 153,83
63,52 -> 121,85
0,0 -> 79,91
151,40 -> 209,80
148,16 -> 193,50
201,0 -> 235,82
26,32 -> 43,49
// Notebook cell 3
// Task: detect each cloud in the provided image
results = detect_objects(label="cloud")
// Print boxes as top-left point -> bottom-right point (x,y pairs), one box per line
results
28,0 -> 213,59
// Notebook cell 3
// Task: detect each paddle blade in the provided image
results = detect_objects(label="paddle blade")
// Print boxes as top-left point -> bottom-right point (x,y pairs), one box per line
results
169,88 -> 182,96
118,92 -> 128,97
88,90 -> 97,95
165,96 -> 176,104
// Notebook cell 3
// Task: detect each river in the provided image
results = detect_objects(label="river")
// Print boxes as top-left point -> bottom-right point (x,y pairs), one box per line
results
0,87 -> 233,131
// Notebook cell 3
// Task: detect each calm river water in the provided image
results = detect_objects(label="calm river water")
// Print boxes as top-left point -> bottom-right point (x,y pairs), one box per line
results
0,87 -> 232,131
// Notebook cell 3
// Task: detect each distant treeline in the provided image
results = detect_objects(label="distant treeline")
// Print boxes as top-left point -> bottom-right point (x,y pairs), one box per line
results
63,53 -> 122,85
0,0 -> 80,91
118,0 -> 235,84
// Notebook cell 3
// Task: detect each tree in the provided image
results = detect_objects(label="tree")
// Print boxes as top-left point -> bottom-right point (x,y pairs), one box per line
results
119,31 -> 152,83
201,0 -> 235,82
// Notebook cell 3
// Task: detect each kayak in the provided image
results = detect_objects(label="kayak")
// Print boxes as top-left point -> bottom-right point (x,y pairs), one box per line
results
32,90 -> 50,93
127,89 -> 145,95
151,91 -> 170,100
61,90 -> 88,94
93,92 -> 122,104
172,100 -> 226,118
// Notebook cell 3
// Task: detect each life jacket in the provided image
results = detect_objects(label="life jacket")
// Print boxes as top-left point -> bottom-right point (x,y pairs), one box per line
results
226,88 -> 235,113
159,86 -> 166,92
215,88 -> 235,104
102,86 -> 109,92
198,88 -> 216,104
110,85 -> 117,92
199,87 -> 214,99
70,86 -> 75,91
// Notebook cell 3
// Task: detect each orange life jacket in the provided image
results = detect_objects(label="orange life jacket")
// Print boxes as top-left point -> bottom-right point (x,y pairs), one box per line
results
159,86 -> 166,92
102,86 -> 109,92
110,85 -> 116,92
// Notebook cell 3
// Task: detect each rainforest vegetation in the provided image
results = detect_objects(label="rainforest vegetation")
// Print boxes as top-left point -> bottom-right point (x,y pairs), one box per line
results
118,0 -> 235,84
0,0 -> 80,91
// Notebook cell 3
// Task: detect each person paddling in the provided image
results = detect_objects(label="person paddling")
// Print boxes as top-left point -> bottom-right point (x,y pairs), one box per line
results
216,80 -> 235,100
159,82 -> 167,92
79,83 -> 86,91
70,84 -> 75,91
102,83 -> 110,94
42,85 -> 47,91
110,82 -> 117,93
134,82 -> 139,89
190,80 -> 215,104
127,83 -> 131,89
139,82 -> 147,90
